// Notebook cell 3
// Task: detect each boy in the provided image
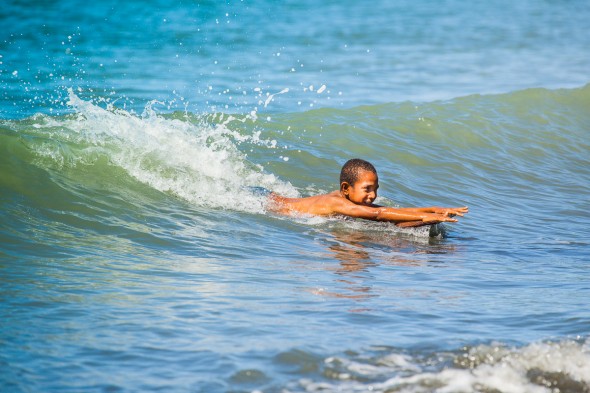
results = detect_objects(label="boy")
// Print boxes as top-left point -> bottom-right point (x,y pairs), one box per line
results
268,158 -> 468,227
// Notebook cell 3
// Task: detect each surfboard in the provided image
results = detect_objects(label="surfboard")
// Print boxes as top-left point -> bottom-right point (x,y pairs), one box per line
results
395,223 -> 445,238
395,220 -> 445,238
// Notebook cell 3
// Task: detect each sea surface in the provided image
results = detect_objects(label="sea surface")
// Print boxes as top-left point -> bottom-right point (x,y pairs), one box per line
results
2,1 -> 590,392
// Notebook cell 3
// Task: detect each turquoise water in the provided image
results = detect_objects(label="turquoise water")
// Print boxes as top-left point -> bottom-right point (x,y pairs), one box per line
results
2,1 -> 590,392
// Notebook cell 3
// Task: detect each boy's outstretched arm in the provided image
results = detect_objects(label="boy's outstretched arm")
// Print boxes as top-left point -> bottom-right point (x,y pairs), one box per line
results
395,206 -> 469,217
333,200 -> 462,224
374,207 -> 460,224
381,206 -> 468,227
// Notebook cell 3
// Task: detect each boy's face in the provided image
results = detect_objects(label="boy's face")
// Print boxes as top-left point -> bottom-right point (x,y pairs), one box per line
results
342,170 -> 379,206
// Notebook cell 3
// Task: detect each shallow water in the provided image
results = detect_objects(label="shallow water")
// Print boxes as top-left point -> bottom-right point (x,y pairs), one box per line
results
2,1 -> 590,392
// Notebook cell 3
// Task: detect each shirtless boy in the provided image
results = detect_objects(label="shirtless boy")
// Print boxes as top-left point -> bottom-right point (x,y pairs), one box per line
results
268,158 -> 468,227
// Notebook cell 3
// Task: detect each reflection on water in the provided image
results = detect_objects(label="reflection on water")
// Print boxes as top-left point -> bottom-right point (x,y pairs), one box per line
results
309,225 -> 460,305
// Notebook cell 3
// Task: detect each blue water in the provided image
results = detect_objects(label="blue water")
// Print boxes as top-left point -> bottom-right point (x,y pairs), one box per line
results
2,1 -> 590,392
3,0 -> 590,117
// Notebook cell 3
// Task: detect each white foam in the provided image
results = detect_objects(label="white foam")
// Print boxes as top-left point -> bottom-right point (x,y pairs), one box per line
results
60,90 -> 296,213
298,339 -> 590,393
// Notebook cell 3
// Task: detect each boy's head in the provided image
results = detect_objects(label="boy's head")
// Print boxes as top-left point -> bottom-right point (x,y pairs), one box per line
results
339,158 -> 379,206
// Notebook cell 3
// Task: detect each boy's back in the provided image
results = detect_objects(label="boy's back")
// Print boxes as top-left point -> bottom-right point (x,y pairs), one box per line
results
269,191 -> 347,216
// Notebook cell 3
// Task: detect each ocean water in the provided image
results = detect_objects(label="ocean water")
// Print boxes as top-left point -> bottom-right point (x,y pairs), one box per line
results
2,1 -> 590,392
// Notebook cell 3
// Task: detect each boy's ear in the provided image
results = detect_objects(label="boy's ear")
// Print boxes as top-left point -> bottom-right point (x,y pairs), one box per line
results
340,182 -> 350,195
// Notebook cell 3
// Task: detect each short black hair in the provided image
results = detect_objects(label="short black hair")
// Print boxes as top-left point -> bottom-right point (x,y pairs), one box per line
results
340,158 -> 377,186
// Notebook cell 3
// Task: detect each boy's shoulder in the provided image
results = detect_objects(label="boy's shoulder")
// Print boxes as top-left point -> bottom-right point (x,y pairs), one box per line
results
268,190 -> 347,216
308,191 -> 363,215
320,190 -> 342,199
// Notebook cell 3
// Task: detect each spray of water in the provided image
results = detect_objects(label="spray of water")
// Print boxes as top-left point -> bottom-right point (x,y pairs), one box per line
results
57,89 -> 297,213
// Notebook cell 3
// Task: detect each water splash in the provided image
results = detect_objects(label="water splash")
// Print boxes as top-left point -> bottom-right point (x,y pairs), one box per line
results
296,338 -> 590,393
36,89 -> 298,213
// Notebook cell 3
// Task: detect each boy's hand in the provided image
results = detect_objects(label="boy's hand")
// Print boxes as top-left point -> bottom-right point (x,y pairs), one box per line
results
423,214 -> 457,224
433,206 -> 469,217
396,214 -> 457,227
